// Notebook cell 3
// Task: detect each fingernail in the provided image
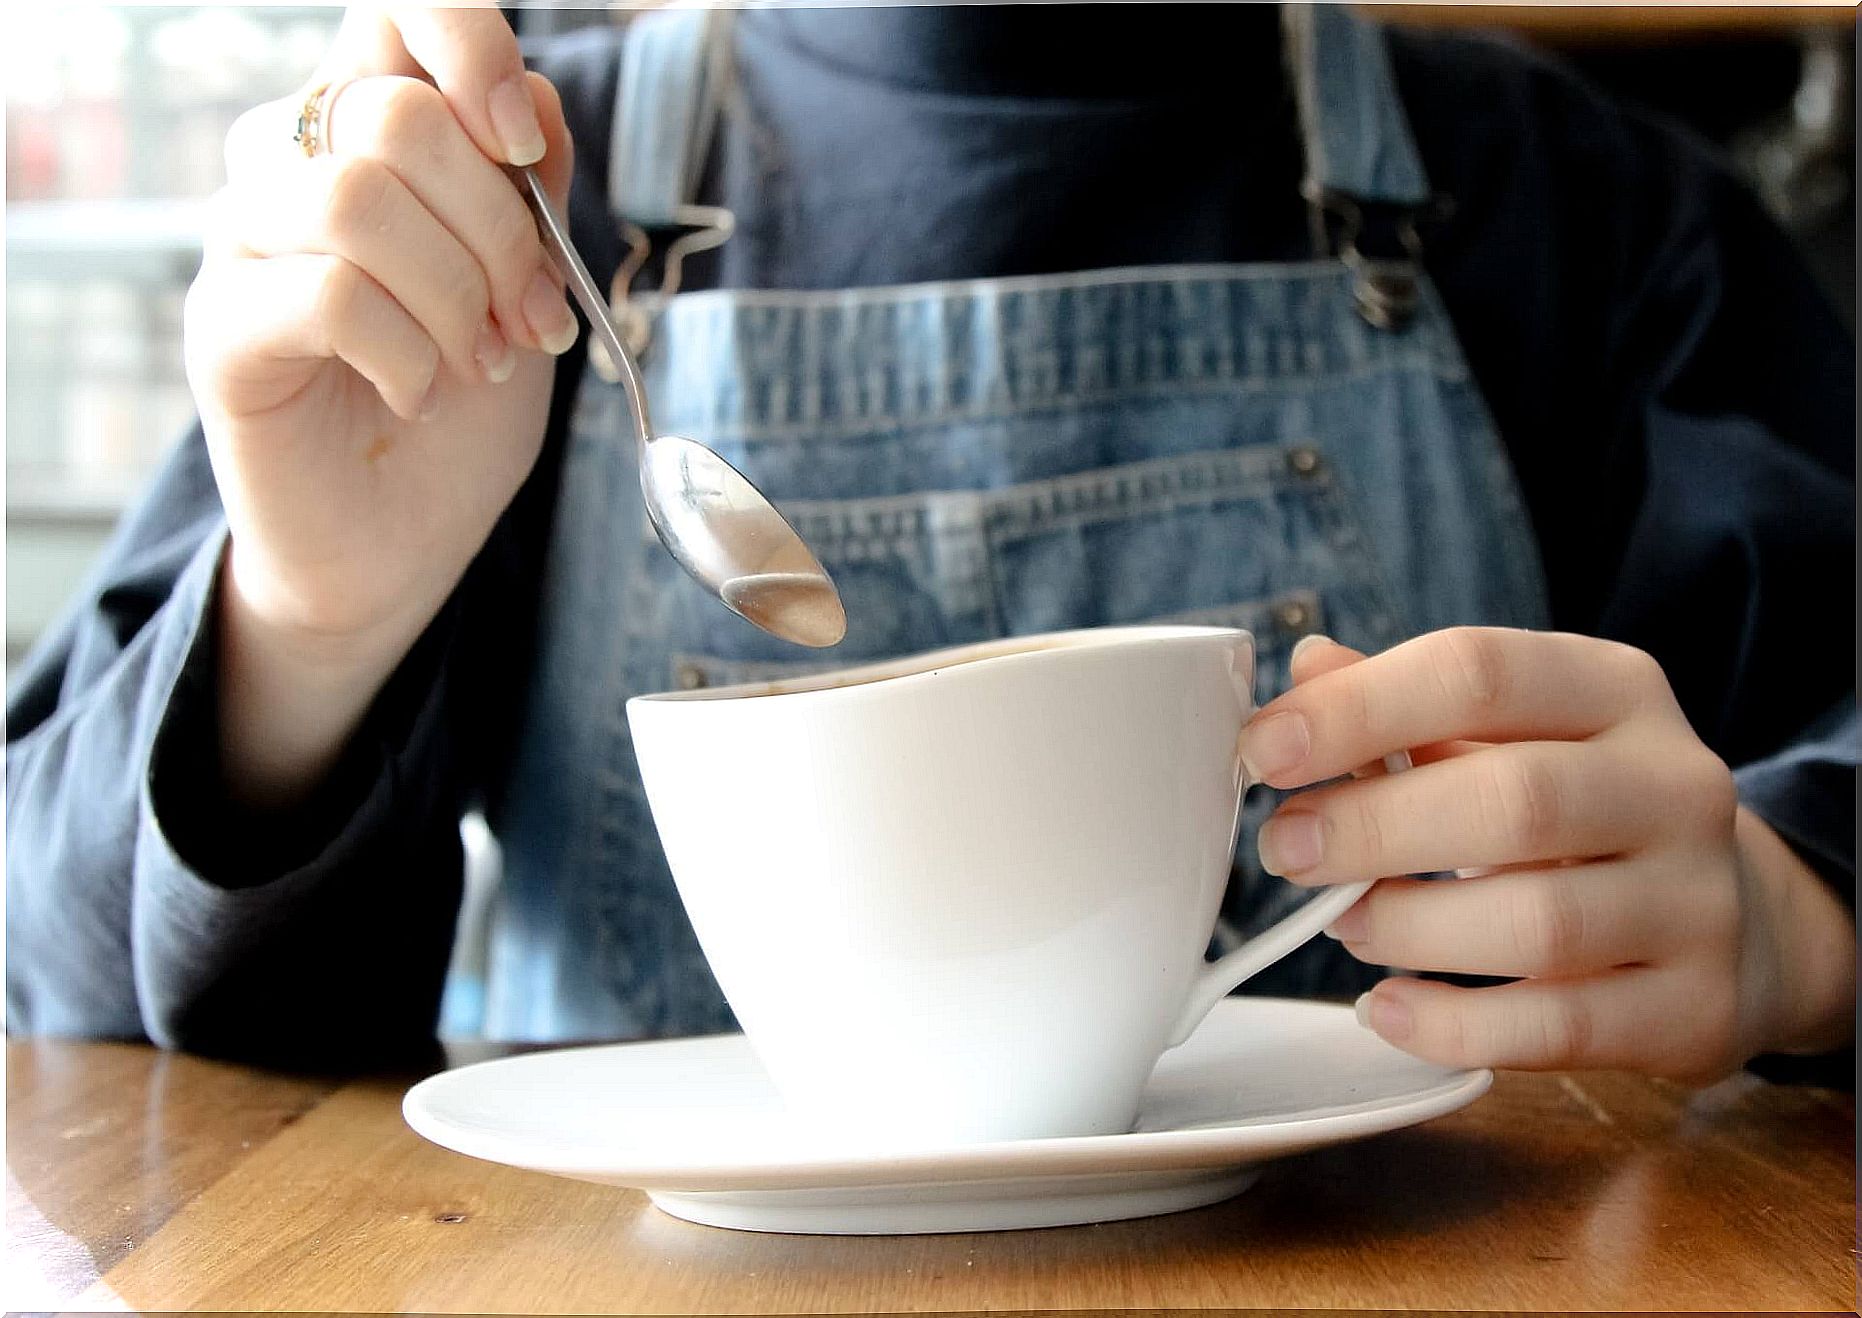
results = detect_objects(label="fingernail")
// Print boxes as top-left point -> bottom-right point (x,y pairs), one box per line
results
1355,990 -> 1412,1041
1324,900 -> 1367,942
1239,710 -> 1310,782
417,373 -> 443,421
488,76 -> 546,166
474,321 -> 516,384
1291,633 -> 1334,663
523,267 -> 578,355
1257,811 -> 1325,876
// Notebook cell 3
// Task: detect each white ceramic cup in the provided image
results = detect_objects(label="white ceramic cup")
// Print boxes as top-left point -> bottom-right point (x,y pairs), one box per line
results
627,625 -> 1373,1148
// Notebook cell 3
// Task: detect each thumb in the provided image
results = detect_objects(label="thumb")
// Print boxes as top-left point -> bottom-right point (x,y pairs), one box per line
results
1288,633 -> 1368,686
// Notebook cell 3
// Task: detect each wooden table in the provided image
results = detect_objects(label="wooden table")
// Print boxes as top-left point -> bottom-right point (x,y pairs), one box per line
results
7,1039 -> 1854,1313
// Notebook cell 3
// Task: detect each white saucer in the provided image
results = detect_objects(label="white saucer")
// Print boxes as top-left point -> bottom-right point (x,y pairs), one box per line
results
404,997 -> 1489,1235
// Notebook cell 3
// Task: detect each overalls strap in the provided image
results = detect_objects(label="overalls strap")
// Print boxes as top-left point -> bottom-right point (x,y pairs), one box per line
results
1284,4 -> 1436,327
609,5 -> 1431,219
609,5 -> 1436,329
1286,2 -> 1431,207
608,6 -> 728,230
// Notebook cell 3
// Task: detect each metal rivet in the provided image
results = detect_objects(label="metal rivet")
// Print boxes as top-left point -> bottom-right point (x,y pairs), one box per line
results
676,663 -> 708,690
1286,445 -> 1323,477
1275,598 -> 1312,633
1350,262 -> 1420,331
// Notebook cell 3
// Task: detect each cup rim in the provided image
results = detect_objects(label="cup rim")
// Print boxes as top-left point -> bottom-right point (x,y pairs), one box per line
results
628,624 -> 1252,706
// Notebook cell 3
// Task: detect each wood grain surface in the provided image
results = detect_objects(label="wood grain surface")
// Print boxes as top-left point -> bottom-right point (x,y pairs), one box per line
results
5,1040 -> 339,1306
6,1040 -> 1852,1313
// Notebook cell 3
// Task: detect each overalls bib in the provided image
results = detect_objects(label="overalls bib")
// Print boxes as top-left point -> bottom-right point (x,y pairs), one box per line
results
455,4 -> 1551,1042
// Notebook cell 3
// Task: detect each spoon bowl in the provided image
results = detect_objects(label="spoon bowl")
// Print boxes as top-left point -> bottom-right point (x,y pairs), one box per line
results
641,436 -> 847,648
515,167 -> 846,649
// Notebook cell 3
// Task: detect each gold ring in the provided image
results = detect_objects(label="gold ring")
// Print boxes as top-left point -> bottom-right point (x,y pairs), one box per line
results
293,80 -> 340,158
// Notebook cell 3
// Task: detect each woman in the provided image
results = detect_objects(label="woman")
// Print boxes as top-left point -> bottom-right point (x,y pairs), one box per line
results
8,5 -> 1854,1081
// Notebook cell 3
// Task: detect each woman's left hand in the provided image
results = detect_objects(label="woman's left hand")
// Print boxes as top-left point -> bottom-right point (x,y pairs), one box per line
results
1241,627 -> 1855,1082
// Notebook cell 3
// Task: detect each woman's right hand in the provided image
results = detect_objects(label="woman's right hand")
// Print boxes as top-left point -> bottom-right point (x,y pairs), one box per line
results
183,8 -> 579,808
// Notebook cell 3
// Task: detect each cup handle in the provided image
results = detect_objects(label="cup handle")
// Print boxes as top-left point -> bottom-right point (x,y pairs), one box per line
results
1164,732 -> 1415,1050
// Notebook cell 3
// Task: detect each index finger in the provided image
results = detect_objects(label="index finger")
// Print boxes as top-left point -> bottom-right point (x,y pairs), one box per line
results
350,5 -> 544,166
1240,627 -> 1661,789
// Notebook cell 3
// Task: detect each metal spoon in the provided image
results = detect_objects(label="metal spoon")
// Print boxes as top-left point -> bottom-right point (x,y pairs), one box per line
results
513,166 -> 847,650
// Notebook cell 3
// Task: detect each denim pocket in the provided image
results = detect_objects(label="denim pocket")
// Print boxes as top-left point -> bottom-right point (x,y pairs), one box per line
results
980,442 -> 1397,658
666,586 -> 1325,710
635,440 -> 1398,700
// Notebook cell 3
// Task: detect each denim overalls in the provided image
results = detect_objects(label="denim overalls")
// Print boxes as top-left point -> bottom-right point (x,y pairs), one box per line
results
454,5 -> 1551,1041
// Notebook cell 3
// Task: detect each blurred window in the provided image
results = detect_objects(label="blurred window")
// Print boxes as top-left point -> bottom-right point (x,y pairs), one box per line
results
6,6 -> 343,666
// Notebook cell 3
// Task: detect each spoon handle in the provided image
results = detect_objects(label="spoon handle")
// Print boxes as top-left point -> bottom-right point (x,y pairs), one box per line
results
511,165 -> 653,455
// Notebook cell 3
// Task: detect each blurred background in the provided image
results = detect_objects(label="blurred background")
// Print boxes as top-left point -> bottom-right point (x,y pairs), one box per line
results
5,3 -> 1856,676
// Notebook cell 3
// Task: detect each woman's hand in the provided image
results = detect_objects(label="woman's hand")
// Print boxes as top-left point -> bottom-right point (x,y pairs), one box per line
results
183,8 -> 578,808
1242,628 -> 1856,1082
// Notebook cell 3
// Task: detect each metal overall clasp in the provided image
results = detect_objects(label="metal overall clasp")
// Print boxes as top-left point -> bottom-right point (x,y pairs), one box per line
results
1303,183 -> 1443,331
589,205 -> 735,382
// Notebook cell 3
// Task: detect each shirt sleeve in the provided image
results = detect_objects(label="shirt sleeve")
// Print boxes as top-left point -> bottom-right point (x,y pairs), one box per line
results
7,30 -> 611,1066
6,335 -> 587,1066
1582,124 -> 1856,1088
1594,168 -> 1856,912
1396,32 -> 1856,904
4,426 -> 478,1067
